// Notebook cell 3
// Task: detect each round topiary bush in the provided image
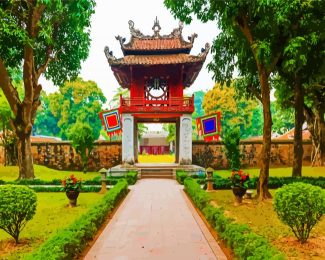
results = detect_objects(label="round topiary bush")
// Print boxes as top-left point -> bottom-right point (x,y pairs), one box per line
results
274,182 -> 325,243
0,185 -> 37,243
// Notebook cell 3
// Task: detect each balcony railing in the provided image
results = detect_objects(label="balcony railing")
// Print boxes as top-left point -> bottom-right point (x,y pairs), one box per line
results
120,95 -> 194,113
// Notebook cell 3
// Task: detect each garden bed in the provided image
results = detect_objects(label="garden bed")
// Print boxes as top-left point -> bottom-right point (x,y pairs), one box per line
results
0,192 -> 104,259
208,190 -> 325,259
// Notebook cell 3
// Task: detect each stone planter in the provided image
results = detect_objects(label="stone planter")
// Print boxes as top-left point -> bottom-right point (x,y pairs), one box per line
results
232,186 -> 246,203
66,190 -> 80,207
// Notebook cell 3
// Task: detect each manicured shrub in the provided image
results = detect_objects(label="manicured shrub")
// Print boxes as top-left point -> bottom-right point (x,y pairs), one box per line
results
274,182 -> 325,243
184,178 -> 284,259
0,185 -> 37,243
27,180 -> 128,259
176,171 -> 188,184
126,171 -> 138,185
222,128 -> 241,170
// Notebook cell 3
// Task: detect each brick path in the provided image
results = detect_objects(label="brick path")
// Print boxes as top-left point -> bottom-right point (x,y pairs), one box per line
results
84,179 -> 227,260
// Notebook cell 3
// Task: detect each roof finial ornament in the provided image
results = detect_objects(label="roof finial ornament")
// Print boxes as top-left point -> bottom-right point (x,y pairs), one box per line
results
152,16 -> 161,38
199,43 -> 210,57
104,46 -> 116,64
128,20 -> 145,38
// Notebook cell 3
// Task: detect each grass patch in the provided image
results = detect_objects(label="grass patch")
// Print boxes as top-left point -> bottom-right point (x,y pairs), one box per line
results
0,192 -> 104,259
138,154 -> 175,163
214,166 -> 325,178
208,190 -> 325,259
0,165 -> 100,182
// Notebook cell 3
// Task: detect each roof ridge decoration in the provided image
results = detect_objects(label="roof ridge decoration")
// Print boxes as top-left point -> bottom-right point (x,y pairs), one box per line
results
104,46 -> 116,64
115,18 -> 192,43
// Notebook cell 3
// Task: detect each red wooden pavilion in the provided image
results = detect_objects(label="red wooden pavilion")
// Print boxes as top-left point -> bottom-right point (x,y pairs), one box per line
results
105,18 -> 209,164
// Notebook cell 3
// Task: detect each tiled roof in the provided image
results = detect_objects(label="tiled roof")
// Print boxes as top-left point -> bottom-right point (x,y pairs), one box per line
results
109,54 -> 205,66
125,38 -> 192,51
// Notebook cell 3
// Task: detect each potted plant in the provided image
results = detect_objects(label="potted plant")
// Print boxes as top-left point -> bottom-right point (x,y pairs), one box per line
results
229,170 -> 250,203
62,174 -> 82,207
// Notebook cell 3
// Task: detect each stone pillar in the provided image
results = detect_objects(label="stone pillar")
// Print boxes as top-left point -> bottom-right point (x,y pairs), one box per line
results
122,114 -> 135,164
179,114 -> 192,164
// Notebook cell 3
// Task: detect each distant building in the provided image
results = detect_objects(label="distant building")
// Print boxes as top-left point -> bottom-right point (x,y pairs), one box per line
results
139,131 -> 170,155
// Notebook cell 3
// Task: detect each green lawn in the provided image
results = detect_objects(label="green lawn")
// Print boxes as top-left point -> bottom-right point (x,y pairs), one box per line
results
0,192 -> 104,259
0,165 -> 100,181
214,166 -> 325,178
208,190 -> 325,259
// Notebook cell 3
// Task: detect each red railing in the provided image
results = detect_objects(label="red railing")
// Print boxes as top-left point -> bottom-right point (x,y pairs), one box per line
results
120,95 -> 194,113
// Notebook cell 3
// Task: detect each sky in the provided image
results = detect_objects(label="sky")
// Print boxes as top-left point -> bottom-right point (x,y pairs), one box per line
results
40,0 -> 220,102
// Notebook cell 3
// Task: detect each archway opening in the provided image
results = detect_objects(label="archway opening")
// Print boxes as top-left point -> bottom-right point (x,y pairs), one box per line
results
137,123 -> 176,164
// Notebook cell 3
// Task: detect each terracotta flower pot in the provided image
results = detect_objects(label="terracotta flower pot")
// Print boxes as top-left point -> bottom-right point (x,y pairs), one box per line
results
232,186 -> 246,203
66,190 -> 80,207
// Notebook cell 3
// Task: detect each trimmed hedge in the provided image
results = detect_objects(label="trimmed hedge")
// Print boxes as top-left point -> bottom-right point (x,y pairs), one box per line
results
0,171 -> 138,187
29,186 -> 101,192
184,178 -> 284,260
26,180 -> 128,260
176,170 -> 206,185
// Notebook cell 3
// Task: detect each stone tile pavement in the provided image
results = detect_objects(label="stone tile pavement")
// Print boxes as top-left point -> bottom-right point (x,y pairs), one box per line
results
84,179 -> 227,260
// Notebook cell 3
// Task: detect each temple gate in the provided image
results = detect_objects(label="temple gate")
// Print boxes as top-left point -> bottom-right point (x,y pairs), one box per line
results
104,18 -> 209,165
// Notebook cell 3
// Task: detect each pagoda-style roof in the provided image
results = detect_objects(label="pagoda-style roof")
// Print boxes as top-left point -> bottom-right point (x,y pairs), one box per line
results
115,18 -> 197,55
104,18 -> 210,89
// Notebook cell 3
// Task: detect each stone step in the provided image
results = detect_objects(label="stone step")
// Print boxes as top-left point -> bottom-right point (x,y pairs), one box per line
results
141,175 -> 173,179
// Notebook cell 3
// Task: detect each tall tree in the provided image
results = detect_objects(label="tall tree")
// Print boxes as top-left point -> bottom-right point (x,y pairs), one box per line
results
165,0 -> 322,199
48,78 -> 106,140
0,0 -> 95,179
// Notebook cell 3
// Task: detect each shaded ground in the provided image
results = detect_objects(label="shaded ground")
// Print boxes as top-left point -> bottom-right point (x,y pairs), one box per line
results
0,193 -> 104,259
208,190 -> 325,259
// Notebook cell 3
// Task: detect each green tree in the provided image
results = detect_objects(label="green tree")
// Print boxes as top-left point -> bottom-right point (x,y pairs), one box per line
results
271,100 -> 295,135
0,0 -> 95,179
202,82 -> 260,139
165,0 -> 322,200
33,91 -> 60,136
48,78 -> 106,140
68,122 -> 95,173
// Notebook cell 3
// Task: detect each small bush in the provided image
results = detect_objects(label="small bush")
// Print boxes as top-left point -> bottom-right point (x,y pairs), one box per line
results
0,185 -> 37,243
274,182 -> 325,243
222,128 -> 241,170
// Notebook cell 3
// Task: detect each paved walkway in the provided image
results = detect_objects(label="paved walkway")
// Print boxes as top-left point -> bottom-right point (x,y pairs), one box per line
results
85,179 -> 227,260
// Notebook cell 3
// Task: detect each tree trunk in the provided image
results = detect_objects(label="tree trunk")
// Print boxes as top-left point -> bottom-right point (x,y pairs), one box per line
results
256,71 -> 272,200
304,106 -> 325,166
17,132 -> 34,179
292,78 -> 304,177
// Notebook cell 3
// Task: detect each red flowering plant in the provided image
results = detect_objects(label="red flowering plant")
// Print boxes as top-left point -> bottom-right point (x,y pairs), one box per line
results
61,174 -> 83,192
229,170 -> 250,189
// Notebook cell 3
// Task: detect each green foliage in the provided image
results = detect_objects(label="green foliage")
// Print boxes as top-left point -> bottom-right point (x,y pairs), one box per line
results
125,171 -> 138,185
274,183 -> 325,243
0,185 -> 37,243
33,92 -> 60,136
222,128 -> 241,170
48,78 -> 106,139
184,178 -> 284,259
68,122 -> 95,173
27,180 -> 128,260
202,82 -> 261,138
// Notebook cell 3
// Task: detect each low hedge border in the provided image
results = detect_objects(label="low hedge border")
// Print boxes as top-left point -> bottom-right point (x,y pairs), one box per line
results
29,186 -> 101,192
184,178 -> 285,260
176,171 -> 325,189
26,180 -> 128,260
0,171 -> 138,186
